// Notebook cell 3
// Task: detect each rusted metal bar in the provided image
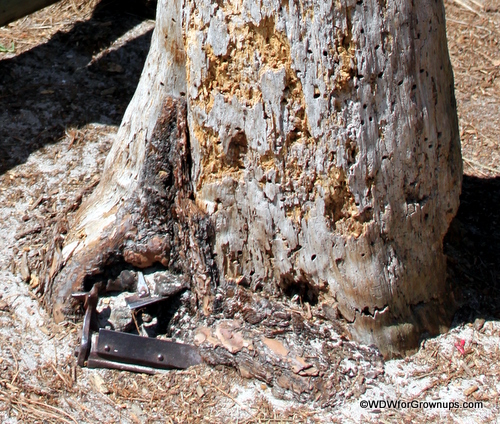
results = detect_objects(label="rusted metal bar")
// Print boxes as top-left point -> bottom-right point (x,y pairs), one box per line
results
86,333 -> 157,374
73,283 -> 202,374
0,0 -> 61,28
72,284 -> 100,367
95,329 -> 202,370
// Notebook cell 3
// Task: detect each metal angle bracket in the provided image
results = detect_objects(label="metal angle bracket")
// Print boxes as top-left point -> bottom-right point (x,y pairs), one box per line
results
72,285 -> 202,374
95,329 -> 202,370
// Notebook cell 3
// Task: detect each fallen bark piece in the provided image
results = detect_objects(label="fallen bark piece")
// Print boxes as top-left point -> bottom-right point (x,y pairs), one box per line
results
291,356 -> 314,374
194,327 -> 220,348
195,287 -> 385,405
215,321 -> 253,354
262,337 -> 289,357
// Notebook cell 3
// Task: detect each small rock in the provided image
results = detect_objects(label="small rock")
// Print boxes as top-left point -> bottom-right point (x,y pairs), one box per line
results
106,270 -> 137,292
142,312 -> 153,323
322,303 -> 339,321
152,271 -> 189,297
97,293 -> 134,331
105,62 -> 124,73
108,306 -> 134,332
474,318 -> 485,331
101,87 -> 116,96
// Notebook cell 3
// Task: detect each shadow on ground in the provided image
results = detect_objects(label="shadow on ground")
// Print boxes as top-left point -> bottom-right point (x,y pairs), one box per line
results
0,0 -> 155,174
446,175 -> 500,325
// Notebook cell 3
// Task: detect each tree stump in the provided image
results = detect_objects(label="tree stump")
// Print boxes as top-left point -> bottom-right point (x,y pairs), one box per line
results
41,0 -> 462,359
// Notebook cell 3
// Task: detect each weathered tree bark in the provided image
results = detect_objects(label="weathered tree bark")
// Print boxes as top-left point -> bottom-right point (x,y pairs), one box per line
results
42,0 -> 461,359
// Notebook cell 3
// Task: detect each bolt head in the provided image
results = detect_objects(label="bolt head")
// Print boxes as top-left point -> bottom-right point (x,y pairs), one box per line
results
157,354 -> 164,362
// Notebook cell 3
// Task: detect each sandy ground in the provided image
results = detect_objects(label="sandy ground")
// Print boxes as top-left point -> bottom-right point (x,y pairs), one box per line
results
0,0 -> 499,422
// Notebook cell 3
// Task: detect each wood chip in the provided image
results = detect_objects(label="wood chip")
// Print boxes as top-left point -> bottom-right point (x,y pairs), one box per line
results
39,326 -> 51,336
20,252 -> 30,282
29,273 -> 39,289
196,385 -> 205,398
91,374 -> 110,394
262,337 -> 289,356
464,385 -> 479,396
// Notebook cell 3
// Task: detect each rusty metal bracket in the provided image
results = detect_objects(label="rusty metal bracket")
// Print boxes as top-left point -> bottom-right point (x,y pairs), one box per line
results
72,284 -> 100,367
72,284 -> 202,374
95,329 -> 202,369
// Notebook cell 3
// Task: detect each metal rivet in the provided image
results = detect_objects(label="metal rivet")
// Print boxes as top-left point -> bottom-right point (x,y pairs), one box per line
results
157,354 -> 164,362
104,345 -> 110,352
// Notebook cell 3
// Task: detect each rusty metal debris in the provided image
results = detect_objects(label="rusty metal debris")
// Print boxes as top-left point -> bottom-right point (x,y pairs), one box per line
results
72,277 -> 202,374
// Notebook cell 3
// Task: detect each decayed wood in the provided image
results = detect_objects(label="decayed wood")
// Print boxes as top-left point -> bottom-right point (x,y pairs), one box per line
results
192,286 -> 384,405
0,0 -> 60,27
42,97 -> 218,323
43,0 -> 462,359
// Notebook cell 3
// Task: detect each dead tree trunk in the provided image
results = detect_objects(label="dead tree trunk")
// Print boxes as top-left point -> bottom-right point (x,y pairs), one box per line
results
42,0 -> 461,358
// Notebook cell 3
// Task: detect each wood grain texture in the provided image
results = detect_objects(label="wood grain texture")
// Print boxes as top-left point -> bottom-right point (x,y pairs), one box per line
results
43,0 -> 462,358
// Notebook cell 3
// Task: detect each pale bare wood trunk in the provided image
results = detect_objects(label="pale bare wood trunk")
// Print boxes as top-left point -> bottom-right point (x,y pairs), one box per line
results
42,0 -> 462,360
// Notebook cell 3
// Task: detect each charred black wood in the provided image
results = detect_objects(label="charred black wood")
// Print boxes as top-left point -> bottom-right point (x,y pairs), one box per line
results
42,97 -> 218,322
